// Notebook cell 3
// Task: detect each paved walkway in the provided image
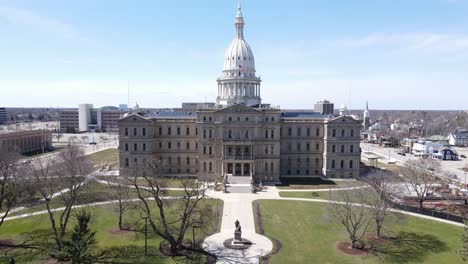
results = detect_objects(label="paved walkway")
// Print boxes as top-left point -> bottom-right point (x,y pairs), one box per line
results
203,189 -> 276,264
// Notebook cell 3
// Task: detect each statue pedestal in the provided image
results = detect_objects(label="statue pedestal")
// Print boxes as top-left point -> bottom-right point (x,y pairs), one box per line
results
232,231 -> 243,245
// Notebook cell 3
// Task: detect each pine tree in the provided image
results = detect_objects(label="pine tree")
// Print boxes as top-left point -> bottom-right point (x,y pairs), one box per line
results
59,210 -> 97,263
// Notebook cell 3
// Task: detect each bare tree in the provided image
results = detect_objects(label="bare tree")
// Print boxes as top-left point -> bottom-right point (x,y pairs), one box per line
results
28,145 -> 93,254
327,189 -> 372,249
400,159 -> 441,211
0,149 -> 22,228
362,170 -> 396,238
128,158 -> 212,255
54,132 -> 63,143
105,177 -> 135,230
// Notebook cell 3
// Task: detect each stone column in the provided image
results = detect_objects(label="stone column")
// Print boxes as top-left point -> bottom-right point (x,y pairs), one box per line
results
241,163 -> 244,176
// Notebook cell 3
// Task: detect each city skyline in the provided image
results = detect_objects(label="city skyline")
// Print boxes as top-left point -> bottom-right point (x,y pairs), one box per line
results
1,0 -> 468,110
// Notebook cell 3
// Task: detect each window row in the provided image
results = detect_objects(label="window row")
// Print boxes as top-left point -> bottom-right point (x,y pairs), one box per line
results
281,127 -> 321,137
330,144 -> 356,153
331,128 -> 356,138
284,142 -> 321,152
330,160 -> 355,169
158,141 -> 198,150
158,126 -> 197,136
124,143 -> 148,152
123,127 -> 147,137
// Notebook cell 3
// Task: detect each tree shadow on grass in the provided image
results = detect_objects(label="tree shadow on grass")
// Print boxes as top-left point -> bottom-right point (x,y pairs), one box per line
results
371,231 -> 449,263
100,245 -> 206,264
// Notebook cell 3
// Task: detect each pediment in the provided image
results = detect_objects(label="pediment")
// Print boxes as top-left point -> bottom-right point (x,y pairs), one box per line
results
118,113 -> 152,124
215,104 -> 260,114
327,115 -> 362,125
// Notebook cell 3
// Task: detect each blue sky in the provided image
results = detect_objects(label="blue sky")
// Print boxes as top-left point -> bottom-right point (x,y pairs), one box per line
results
0,0 -> 467,110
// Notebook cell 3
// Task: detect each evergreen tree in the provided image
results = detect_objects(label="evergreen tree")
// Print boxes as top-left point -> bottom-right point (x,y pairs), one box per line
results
59,210 -> 97,263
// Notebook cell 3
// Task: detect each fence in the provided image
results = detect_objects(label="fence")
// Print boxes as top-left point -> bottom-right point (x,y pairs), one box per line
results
389,200 -> 465,224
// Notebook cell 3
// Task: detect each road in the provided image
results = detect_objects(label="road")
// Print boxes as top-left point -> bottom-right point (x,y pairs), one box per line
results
361,142 -> 468,185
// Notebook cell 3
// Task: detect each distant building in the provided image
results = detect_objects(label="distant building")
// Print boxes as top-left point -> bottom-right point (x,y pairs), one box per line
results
314,100 -> 334,115
363,101 -> 370,130
0,130 -> 52,154
448,131 -> 468,146
0,107 -> 7,125
182,102 -> 216,110
59,104 -> 125,133
119,104 -> 129,112
412,141 -> 444,156
432,148 -> 459,161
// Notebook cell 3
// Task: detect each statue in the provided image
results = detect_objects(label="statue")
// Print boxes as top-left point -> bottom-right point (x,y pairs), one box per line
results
234,220 -> 242,242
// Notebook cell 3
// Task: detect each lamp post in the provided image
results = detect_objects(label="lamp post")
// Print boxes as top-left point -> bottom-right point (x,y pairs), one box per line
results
144,217 -> 148,256
192,226 -> 200,249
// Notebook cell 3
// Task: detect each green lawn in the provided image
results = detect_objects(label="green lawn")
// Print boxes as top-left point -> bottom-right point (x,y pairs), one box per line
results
255,200 -> 464,264
278,190 -> 362,200
277,178 -> 364,190
8,181 -> 186,217
0,199 -> 223,263
87,148 -> 119,169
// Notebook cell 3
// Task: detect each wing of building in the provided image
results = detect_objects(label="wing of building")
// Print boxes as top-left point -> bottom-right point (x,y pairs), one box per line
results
118,4 -> 362,182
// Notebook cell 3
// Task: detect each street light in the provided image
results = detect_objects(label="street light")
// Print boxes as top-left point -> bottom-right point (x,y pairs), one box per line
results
192,225 -> 200,249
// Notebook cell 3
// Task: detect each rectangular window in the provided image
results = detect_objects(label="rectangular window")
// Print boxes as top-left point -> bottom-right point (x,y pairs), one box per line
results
316,128 -> 320,136
187,157 -> 190,165
209,146 -> 212,155
316,143 -> 319,151
159,142 -> 162,148
265,130 -> 268,139
331,160 -> 335,169
168,127 -> 172,135
297,127 -> 301,137
177,127 -> 181,135
134,128 -> 137,136
125,158 -> 129,167
143,143 -> 146,151
142,128 -> 146,136
134,144 -> 137,151
332,145 -> 336,153
350,145 -> 354,153
307,128 -> 311,137
209,129 -> 212,138
332,129 -> 336,137
186,127 -> 190,135
349,160 -> 353,169
168,142 -> 172,149
124,128 -> 128,136
203,129 -> 207,138
125,143 -> 128,151
271,129 -> 274,139
306,143 -> 310,151
186,142 -> 190,150
288,127 -> 292,136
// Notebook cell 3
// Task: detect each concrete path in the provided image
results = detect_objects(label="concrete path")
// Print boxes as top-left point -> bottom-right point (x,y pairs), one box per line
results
203,190 -> 276,264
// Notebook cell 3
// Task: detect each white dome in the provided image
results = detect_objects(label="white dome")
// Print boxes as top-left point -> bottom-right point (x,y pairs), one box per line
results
340,104 -> 348,111
223,38 -> 255,72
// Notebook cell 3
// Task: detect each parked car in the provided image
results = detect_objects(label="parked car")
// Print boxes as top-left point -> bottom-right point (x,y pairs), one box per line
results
89,142 -> 97,145
461,155 -> 467,158
397,152 -> 406,156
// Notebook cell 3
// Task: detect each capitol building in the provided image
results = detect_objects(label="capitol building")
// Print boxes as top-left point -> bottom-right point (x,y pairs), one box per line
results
118,3 -> 362,182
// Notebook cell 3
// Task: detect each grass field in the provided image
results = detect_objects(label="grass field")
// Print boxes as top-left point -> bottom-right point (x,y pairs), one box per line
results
278,189 -> 363,200
255,200 -> 464,264
276,178 -> 365,190
8,181 -> 186,217
0,199 -> 223,263
87,148 -> 119,169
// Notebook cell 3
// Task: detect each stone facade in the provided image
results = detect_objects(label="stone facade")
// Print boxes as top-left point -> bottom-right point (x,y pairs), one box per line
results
118,106 -> 361,182
0,130 -> 52,154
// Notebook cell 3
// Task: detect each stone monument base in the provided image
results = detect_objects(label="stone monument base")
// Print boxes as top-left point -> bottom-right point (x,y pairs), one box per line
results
223,238 -> 253,250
